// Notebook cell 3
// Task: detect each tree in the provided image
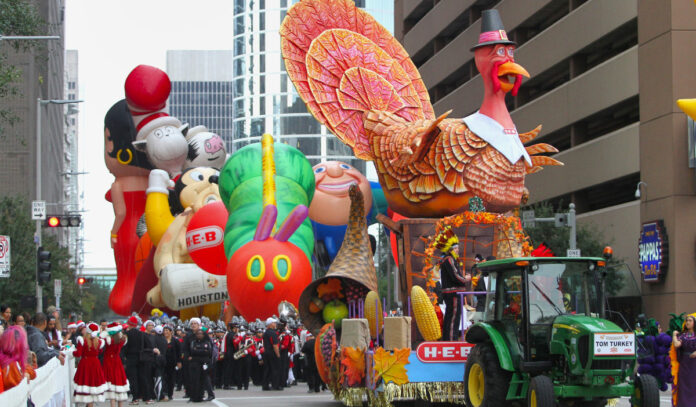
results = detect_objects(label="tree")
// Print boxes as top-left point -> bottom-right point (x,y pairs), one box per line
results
523,201 -> 623,296
0,0 -> 44,135
0,196 -> 85,317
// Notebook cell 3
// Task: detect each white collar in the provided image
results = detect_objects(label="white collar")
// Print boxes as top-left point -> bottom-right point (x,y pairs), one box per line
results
462,111 -> 531,165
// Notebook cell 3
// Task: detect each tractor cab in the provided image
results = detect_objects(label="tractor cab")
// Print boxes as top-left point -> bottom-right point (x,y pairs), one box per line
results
473,258 -> 605,371
464,256 -> 655,407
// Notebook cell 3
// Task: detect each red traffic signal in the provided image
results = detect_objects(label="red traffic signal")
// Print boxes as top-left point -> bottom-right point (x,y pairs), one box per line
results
44,215 -> 81,228
47,216 -> 60,227
77,276 -> 92,286
77,277 -> 86,285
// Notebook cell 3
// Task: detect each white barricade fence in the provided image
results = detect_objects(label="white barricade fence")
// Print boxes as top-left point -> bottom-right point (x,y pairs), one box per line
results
0,352 -> 75,407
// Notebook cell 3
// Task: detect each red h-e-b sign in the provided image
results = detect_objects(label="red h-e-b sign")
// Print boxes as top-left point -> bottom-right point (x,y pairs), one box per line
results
185,226 -> 223,252
416,341 -> 474,363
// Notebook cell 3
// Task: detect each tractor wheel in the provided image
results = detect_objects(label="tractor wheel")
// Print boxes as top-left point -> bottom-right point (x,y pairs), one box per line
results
527,375 -> 555,407
631,374 -> 659,407
464,343 -> 511,407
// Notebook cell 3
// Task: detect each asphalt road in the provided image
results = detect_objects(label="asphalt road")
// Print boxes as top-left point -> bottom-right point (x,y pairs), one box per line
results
165,384 -> 340,407
161,384 -> 673,406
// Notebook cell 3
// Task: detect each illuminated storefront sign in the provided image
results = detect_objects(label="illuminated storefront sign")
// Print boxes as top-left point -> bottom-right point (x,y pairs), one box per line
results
638,220 -> 668,283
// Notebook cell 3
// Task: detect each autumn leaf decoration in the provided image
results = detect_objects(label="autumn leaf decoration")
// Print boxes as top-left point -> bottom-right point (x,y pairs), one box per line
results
317,278 -> 344,299
373,347 -> 410,386
341,347 -> 366,386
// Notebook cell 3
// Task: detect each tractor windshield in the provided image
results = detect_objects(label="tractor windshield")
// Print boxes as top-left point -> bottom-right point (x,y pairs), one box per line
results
528,261 -> 601,324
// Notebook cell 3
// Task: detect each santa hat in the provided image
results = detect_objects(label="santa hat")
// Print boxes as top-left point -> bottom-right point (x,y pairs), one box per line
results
124,65 -> 183,142
190,317 -> 202,326
87,322 -> 100,338
76,320 -> 85,328
143,320 -> 155,327
67,323 -> 77,329
127,316 -> 139,327
106,322 -> 122,335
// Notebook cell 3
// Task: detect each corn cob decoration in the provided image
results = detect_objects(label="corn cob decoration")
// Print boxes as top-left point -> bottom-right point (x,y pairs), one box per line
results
364,291 -> 383,339
412,285 -> 442,341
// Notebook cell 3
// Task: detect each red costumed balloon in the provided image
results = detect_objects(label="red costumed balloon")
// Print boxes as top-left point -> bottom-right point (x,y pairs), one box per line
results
186,201 -> 228,276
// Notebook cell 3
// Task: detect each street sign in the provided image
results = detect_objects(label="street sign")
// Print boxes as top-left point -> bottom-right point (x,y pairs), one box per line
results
0,235 -> 9,277
32,200 -> 46,220
54,279 -> 62,296
521,210 -> 535,228
567,249 -> 581,257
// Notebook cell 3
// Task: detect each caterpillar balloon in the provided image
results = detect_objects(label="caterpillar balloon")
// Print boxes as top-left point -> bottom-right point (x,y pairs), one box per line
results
220,134 -> 315,320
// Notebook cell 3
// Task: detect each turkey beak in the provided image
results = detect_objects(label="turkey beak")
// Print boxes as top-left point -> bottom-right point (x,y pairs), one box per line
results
497,62 -> 530,94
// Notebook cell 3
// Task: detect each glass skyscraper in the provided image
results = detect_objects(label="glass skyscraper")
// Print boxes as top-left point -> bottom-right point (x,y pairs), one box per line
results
167,50 -> 235,150
231,0 -> 394,172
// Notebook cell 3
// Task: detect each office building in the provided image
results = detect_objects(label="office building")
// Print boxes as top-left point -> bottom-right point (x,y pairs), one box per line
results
167,50 -> 235,150
230,0 -> 394,173
394,0 -> 696,322
63,49 -> 83,273
0,0 -> 67,211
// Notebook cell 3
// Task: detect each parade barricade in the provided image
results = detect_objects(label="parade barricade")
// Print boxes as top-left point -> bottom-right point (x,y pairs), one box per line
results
0,353 -> 74,407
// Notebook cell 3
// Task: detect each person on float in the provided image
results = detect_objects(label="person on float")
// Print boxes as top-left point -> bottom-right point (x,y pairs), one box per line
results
104,99 -> 153,316
161,325 -> 181,402
102,322 -> 130,406
0,326 -> 36,391
673,314 -> 696,406
434,227 -> 471,341
73,323 -> 107,405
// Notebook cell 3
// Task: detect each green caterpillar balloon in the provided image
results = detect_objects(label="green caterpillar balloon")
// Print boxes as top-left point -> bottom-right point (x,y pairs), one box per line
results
219,135 -> 315,262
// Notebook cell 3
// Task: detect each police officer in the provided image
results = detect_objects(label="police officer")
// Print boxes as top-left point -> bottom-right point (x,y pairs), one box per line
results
261,318 -> 282,391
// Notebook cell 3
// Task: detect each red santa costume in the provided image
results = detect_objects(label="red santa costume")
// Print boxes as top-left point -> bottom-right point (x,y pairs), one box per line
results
102,322 -> 130,401
73,322 -> 107,403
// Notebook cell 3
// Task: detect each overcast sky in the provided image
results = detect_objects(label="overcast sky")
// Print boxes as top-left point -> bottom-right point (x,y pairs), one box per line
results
65,0 -> 235,268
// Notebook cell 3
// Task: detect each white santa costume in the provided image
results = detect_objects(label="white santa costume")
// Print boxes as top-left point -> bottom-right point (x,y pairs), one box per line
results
73,322 -> 107,403
102,322 -> 130,401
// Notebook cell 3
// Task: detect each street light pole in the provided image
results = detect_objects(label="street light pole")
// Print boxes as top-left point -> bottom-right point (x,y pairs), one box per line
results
35,98 -> 84,313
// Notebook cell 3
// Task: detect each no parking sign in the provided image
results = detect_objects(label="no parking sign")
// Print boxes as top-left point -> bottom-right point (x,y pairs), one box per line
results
0,236 -> 10,278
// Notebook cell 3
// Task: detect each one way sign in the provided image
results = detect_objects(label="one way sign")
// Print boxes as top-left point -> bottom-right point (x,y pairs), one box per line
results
32,201 -> 46,220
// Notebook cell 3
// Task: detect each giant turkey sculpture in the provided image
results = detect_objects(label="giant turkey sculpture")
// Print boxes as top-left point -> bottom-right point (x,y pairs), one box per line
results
280,1 -> 562,217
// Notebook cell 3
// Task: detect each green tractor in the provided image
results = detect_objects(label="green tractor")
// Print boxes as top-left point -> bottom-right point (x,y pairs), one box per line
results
463,256 -> 659,407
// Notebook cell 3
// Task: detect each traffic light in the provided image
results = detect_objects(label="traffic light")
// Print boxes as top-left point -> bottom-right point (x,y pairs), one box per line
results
44,214 -> 81,228
36,246 -> 51,286
77,276 -> 93,287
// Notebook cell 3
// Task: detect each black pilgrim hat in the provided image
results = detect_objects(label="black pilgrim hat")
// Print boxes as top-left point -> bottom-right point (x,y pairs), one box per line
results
470,9 -> 516,52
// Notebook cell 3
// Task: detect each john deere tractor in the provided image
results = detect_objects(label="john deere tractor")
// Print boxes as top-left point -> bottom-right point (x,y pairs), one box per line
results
463,257 -> 658,407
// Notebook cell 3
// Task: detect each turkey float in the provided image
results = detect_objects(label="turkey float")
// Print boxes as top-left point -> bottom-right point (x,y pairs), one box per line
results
280,1 -> 562,217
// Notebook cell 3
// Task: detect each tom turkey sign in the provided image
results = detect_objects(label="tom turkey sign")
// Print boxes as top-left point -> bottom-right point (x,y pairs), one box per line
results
638,220 -> 668,283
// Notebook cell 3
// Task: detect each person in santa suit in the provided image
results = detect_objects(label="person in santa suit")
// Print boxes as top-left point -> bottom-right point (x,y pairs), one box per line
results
73,322 -> 107,406
102,322 -> 130,406
251,328 -> 264,386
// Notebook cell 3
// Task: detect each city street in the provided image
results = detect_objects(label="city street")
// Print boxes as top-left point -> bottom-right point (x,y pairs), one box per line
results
159,385 -> 673,407
165,384 -> 340,407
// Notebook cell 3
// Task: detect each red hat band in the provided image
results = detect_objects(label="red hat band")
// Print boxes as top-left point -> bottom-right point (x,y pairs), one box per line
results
479,30 -> 508,44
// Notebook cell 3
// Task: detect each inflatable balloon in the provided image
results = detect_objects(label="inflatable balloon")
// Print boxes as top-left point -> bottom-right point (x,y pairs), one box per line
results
104,99 -> 152,316
220,134 -> 315,321
186,201 -> 228,275
226,205 -> 312,320
308,161 -> 372,226
125,65 -> 189,178
184,125 -> 227,170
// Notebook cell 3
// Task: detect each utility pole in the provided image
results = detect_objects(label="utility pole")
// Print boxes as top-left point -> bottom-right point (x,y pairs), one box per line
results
35,99 -> 84,312
522,203 -> 578,256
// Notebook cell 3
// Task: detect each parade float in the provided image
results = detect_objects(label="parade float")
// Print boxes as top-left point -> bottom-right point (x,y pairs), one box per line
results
278,0 -> 658,406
